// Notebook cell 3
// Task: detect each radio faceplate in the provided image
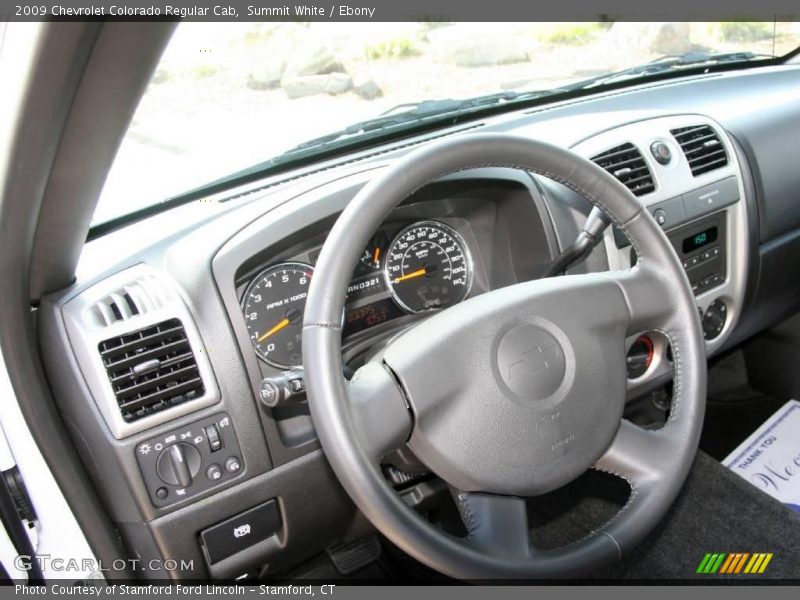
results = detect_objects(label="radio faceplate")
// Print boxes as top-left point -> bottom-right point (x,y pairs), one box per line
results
668,213 -> 727,296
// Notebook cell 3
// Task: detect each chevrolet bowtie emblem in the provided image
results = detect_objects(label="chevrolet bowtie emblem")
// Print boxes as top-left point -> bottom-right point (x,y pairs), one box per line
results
508,343 -> 560,379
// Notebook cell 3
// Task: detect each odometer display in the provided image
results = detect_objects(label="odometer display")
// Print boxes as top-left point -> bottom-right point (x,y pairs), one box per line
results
242,262 -> 313,368
384,221 -> 472,313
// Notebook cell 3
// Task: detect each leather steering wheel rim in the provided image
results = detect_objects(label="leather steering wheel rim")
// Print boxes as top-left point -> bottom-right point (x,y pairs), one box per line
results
302,133 -> 706,579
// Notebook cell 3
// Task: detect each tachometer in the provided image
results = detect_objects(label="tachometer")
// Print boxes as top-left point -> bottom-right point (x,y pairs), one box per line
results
384,221 -> 472,313
242,262 -> 313,368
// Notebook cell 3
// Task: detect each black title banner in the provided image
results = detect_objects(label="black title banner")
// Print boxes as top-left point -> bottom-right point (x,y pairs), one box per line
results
1,0 -> 800,22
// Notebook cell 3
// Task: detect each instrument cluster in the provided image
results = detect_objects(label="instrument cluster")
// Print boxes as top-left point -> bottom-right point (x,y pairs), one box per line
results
240,220 -> 474,368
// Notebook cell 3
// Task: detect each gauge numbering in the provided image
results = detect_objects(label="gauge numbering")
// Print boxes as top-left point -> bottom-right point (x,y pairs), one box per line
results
384,221 -> 472,313
242,262 -> 313,368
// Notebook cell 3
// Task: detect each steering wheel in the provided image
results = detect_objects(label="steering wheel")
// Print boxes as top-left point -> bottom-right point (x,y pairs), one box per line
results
302,133 -> 706,579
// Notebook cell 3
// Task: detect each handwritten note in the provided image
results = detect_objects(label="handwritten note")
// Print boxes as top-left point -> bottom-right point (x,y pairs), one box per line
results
723,400 -> 800,512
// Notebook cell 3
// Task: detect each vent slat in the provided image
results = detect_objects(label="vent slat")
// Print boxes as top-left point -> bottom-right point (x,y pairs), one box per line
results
111,357 -> 198,391
109,350 -> 195,384
670,125 -> 728,177
98,318 -> 205,423
591,142 -> 655,197
670,124 -> 708,137
99,323 -> 185,360
116,378 -> 204,418
614,165 -> 652,179
620,173 -> 656,187
104,339 -> 191,374
683,143 -> 723,157
598,155 -> 644,171
114,363 -> 200,400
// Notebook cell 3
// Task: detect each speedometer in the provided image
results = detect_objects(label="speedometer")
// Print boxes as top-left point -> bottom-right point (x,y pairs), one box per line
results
242,262 -> 313,368
384,221 -> 472,313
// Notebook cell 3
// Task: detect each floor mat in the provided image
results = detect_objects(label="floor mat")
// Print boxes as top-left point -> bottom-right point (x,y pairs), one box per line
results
593,450 -> 800,580
701,350 -> 788,461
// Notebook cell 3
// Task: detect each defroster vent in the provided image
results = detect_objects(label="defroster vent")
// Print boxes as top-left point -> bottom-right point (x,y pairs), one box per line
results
671,124 -> 728,177
591,142 -> 656,197
98,318 -> 205,423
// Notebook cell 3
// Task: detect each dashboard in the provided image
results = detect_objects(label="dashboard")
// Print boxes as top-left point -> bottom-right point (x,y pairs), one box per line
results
38,65 -> 800,580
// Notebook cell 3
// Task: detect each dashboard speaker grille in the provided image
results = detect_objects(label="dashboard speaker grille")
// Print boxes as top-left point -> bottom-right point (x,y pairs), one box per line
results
670,124 -> 728,176
98,318 -> 205,423
590,142 -> 655,197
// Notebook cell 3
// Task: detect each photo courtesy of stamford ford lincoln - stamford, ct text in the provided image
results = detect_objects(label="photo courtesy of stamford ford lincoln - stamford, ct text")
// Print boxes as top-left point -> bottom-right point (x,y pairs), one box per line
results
1,0 -> 800,596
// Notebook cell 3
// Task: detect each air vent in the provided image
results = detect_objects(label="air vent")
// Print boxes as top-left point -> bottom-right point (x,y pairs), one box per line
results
670,125 -> 728,177
91,276 -> 171,327
98,318 -> 204,423
591,142 -> 656,197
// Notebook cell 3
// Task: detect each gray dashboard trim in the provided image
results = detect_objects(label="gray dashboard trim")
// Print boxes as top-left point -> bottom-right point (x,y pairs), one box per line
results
34,59 -> 800,580
0,21 -> 148,578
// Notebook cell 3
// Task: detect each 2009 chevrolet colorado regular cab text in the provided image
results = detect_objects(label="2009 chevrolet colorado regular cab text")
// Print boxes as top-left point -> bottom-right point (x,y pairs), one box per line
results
1,18 -> 800,585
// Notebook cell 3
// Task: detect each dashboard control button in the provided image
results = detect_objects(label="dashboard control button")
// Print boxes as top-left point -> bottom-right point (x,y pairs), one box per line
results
683,256 -> 699,269
156,443 -> 202,488
259,368 -> 306,408
702,273 -> 723,289
682,177 -> 739,219
259,379 -> 280,406
207,464 -> 223,481
647,196 -> 685,230
700,247 -> 720,261
225,456 -> 242,474
205,424 -> 222,452
155,487 -> 168,500
650,141 -> 672,165
200,500 -> 281,564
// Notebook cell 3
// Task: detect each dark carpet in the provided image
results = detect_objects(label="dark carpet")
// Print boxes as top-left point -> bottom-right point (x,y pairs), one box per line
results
593,450 -> 800,580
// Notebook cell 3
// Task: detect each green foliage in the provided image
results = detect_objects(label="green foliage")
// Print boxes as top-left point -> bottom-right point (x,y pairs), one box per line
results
720,21 -> 773,43
189,64 -> 219,79
364,37 -> 420,60
541,23 -> 601,45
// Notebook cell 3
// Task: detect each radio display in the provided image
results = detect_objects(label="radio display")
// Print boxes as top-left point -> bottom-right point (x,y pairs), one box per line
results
682,226 -> 718,254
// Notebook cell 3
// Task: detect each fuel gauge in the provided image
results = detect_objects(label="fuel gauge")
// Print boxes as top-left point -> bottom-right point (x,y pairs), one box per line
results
360,231 -> 388,271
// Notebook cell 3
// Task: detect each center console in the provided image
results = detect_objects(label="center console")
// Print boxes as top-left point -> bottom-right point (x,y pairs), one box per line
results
573,114 -> 750,394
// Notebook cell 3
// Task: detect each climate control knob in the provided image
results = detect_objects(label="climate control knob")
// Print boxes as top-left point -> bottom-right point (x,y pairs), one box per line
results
702,299 -> 727,340
156,443 -> 202,488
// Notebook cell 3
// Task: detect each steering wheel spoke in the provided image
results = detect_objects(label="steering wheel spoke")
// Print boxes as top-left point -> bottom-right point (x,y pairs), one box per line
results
347,361 -> 413,461
452,491 -> 533,559
594,420 -> 670,487
610,266 -> 677,336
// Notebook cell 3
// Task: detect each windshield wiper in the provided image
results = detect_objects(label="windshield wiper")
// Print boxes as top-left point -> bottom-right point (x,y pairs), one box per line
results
272,90 -> 555,159
559,51 -> 774,92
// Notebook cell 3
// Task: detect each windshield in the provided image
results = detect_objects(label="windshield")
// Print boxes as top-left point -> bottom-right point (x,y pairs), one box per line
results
94,21 -> 800,225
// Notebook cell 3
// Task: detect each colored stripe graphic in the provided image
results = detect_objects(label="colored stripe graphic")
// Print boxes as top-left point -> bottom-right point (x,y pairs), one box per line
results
697,553 -> 713,573
698,553 -> 727,573
698,552 -> 773,574
719,554 -> 736,573
757,553 -> 773,573
744,554 -> 761,573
